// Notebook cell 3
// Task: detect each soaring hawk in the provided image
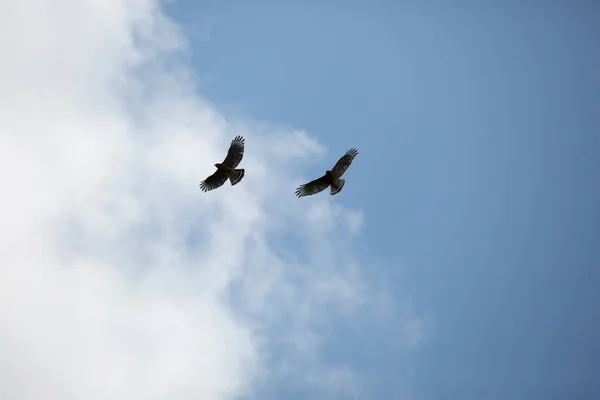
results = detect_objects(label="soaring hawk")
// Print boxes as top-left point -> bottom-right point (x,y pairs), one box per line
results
199,135 -> 246,192
295,148 -> 358,197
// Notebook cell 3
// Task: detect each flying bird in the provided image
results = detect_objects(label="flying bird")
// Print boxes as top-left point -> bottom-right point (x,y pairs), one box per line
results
199,135 -> 246,192
295,148 -> 358,198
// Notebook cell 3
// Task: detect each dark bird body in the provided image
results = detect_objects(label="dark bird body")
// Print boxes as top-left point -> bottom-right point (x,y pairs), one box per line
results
199,135 -> 246,192
295,148 -> 358,197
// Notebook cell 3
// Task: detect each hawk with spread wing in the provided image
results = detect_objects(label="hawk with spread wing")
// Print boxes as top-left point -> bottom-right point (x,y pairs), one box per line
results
295,148 -> 358,198
199,135 -> 246,192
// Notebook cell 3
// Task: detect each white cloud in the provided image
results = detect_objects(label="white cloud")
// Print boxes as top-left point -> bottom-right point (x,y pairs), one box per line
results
0,0 -> 430,399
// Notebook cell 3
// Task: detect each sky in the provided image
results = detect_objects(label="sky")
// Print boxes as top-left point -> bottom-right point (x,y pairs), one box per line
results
0,1 -> 599,400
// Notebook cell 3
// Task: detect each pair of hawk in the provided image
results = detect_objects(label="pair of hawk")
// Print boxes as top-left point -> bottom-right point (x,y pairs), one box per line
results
199,135 -> 358,197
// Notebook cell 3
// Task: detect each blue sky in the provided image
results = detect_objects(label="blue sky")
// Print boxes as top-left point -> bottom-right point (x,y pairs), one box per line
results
164,2 -> 600,399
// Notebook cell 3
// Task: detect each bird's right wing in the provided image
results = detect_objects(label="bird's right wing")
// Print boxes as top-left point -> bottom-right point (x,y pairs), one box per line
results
331,148 -> 358,178
199,169 -> 229,192
295,174 -> 330,197
222,135 -> 245,168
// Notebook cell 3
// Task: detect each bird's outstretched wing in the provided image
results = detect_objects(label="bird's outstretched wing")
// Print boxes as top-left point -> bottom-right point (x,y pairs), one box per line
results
222,135 -> 245,168
199,170 -> 228,192
331,148 -> 358,178
295,174 -> 330,197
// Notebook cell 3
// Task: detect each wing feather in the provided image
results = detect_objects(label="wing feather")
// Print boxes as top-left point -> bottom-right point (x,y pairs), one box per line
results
199,169 -> 228,192
331,148 -> 358,178
222,135 -> 245,168
295,174 -> 331,197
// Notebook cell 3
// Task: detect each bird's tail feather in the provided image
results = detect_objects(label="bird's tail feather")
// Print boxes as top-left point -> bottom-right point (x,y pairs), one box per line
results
229,169 -> 245,186
330,178 -> 345,195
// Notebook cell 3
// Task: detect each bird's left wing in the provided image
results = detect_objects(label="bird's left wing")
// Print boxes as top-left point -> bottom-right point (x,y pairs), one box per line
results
222,135 -> 245,168
331,148 -> 358,178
